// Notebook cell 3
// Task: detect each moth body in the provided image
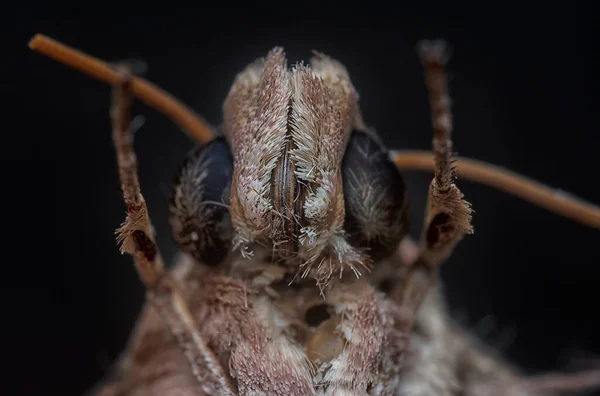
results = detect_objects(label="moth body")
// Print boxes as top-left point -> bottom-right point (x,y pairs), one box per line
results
26,35 -> 595,395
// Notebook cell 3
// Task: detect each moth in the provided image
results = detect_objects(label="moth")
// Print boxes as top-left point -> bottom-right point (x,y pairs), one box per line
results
29,35 -> 600,396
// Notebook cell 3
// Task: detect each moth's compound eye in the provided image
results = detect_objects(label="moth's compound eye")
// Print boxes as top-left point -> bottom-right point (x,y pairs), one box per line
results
341,130 -> 410,260
168,137 -> 234,266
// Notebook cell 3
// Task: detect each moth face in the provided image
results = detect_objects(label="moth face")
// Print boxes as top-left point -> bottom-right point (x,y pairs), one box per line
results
169,47 -> 409,285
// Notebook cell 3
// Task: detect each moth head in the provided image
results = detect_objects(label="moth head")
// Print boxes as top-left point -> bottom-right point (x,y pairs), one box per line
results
169,47 -> 409,286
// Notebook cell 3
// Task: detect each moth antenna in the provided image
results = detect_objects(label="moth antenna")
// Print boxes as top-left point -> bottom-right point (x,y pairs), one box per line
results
110,67 -> 235,395
29,34 -> 600,232
393,150 -> 600,230
28,34 -> 214,144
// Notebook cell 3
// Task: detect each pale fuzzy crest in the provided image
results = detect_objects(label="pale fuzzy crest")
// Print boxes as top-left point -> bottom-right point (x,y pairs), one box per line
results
289,54 -> 356,179
222,47 -> 367,285
223,48 -> 291,254
289,61 -> 355,264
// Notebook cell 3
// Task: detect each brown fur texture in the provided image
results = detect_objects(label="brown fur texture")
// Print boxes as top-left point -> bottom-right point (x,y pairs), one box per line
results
90,250 -> 553,396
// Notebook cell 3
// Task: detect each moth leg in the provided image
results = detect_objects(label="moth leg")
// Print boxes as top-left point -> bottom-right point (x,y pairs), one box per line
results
399,40 -> 473,311
110,67 -> 235,395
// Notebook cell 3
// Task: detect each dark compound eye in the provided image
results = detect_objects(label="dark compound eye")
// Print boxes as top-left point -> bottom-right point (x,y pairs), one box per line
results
341,130 -> 410,260
168,137 -> 234,266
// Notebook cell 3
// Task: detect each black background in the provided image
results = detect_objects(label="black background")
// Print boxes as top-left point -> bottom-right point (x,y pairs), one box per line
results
4,3 -> 600,395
